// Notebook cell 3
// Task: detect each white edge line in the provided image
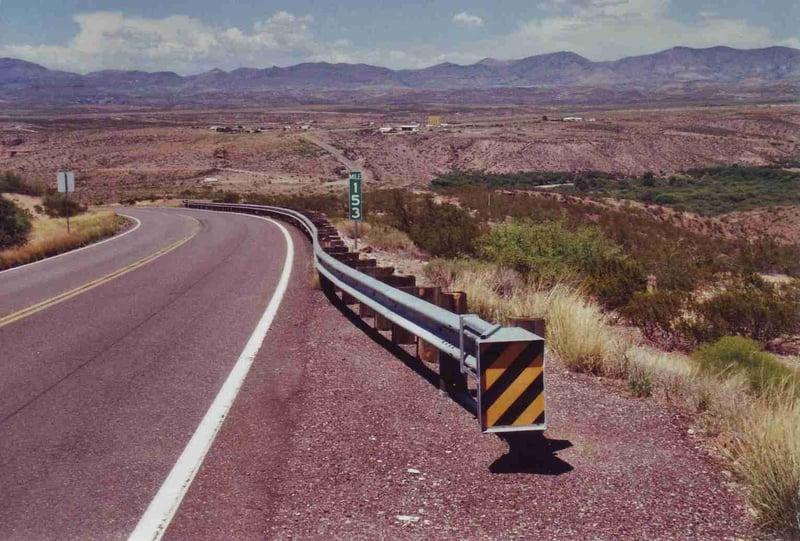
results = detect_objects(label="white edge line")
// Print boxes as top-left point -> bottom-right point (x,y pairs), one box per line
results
128,216 -> 295,541
0,212 -> 143,276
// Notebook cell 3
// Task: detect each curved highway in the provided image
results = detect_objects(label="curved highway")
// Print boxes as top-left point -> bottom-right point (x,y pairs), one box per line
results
0,207 -> 295,540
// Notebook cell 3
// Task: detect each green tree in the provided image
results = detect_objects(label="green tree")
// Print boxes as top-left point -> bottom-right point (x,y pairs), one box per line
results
0,197 -> 32,248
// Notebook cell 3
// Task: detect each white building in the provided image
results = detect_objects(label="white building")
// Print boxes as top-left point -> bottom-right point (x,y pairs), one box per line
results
399,123 -> 420,133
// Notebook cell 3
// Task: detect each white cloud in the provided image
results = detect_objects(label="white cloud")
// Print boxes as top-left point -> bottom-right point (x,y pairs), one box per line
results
452,12 -> 485,27
0,11 -> 351,74
477,0 -> 796,61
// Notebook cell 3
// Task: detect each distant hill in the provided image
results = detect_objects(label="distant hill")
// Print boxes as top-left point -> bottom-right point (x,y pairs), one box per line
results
1,45 -> 798,105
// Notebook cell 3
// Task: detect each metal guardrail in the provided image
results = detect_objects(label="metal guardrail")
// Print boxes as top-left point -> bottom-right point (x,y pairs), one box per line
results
184,200 -> 546,433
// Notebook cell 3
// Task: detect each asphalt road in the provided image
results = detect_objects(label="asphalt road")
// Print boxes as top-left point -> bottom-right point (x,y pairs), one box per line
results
0,207 -> 294,540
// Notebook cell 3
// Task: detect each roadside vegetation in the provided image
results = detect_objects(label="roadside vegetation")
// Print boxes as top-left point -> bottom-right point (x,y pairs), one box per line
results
0,171 -> 125,270
240,180 -> 800,537
432,166 -> 800,215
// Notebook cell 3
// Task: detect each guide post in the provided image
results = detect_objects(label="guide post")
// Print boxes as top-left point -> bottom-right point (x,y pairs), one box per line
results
349,171 -> 363,251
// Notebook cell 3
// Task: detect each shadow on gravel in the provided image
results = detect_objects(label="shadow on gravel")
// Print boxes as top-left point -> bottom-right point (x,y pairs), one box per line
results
491,433 -> 574,475
324,288 -> 575,476
324,289 -> 441,390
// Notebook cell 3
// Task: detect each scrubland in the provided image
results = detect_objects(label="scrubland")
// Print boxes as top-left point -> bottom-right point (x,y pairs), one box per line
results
311,181 -> 800,537
0,192 -> 125,270
424,260 -> 799,538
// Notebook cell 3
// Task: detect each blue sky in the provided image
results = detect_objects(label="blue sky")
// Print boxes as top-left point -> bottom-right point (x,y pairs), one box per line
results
1,0 -> 797,73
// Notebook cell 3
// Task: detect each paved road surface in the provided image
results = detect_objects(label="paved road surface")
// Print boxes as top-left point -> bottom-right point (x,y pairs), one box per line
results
0,207 -> 295,540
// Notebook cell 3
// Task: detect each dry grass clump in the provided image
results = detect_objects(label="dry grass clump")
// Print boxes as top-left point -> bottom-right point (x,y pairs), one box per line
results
335,219 -> 416,252
425,259 -> 617,373
733,398 -> 800,538
365,224 -> 416,251
0,211 -> 125,270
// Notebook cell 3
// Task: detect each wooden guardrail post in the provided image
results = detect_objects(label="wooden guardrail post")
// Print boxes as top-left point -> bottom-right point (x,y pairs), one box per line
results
373,275 -> 415,331
393,286 -> 438,346
352,258 -> 377,269
411,287 -> 441,362
508,317 -> 546,339
341,266 -> 392,306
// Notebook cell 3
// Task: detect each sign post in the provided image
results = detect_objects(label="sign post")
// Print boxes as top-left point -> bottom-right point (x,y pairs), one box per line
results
349,171 -> 363,251
57,171 -> 76,234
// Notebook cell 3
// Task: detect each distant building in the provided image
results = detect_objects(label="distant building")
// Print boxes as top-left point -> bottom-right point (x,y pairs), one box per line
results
562,116 -> 584,122
378,126 -> 394,134
427,115 -> 442,127
399,123 -> 420,133
203,177 -> 219,183
299,124 -> 313,131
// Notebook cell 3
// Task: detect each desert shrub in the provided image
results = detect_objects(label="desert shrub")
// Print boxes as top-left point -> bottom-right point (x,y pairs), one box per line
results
431,168 -> 574,189
0,197 -> 32,248
0,171 -> 42,196
691,280 -> 800,344
621,290 -> 691,344
561,165 -> 800,215
583,250 -> 647,309
370,192 -> 479,257
693,336 -> 798,397
364,224 -> 415,251
475,220 -> 645,308
244,191 -> 346,218
628,364 -> 654,397
408,202 -> 478,257
653,193 -> 678,205
212,191 -> 241,204
42,192 -> 87,218
737,237 -> 800,277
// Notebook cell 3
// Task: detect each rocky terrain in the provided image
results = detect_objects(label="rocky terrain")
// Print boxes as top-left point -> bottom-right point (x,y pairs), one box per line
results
333,105 -> 800,184
1,104 -> 797,204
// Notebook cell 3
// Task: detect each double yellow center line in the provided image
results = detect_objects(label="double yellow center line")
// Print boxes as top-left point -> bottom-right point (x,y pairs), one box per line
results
0,232 -> 197,329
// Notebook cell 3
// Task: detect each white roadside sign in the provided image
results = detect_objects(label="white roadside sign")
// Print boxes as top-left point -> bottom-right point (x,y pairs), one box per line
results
57,171 -> 75,193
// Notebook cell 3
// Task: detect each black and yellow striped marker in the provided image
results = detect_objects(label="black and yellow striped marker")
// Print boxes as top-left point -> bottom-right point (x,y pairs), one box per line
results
478,337 -> 545,433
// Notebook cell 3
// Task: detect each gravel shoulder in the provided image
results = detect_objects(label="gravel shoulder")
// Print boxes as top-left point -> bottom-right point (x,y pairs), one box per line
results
167,225 -> 752,540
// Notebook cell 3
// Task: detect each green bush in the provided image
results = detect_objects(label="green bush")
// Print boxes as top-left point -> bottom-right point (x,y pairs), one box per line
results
621,290 -> 690,345
0,171 -> 42,196
475,220 -> 645,308
407,200 -> 480,257
691,280 -> 800,344
0,197 -> 32,248
693,336 -> 798,397
363,190 -> 480,258
42,192 -> 87,218
560,165 -> 800,215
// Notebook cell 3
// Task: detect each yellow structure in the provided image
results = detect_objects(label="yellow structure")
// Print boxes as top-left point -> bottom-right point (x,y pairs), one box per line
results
427,115 -> 442,127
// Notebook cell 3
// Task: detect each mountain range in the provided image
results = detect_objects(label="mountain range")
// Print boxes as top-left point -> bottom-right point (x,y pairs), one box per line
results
1,46 -> 798,106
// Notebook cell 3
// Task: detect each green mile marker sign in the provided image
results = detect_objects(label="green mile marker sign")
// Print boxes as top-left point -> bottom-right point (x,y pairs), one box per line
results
349,171 -> 363,221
